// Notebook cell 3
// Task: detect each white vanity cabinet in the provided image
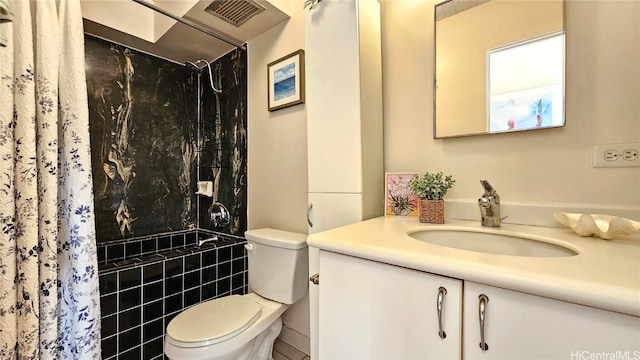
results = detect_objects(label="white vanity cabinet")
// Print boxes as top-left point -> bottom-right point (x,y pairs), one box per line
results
463,281 -> 640,359
318,251 -> 463,359
318,251 -> 640,359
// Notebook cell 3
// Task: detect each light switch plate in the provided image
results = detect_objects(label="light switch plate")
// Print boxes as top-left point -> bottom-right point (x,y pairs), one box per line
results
593,143 -> 640,167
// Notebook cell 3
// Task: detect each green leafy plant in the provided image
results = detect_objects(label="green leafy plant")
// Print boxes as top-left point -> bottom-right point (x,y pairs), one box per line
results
304,0 -> 322,10
389,194 -> 414,215
408,171 -> 455,200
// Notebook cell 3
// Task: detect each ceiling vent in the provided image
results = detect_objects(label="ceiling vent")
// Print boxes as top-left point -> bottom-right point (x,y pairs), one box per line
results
204,0 -> 266,27
435,0 -> 490,21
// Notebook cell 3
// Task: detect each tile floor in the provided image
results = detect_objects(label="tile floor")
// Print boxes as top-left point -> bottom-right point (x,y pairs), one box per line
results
273,338 -> 310,360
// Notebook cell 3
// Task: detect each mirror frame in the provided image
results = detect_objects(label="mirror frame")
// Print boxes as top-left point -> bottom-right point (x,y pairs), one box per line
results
433,0 -> 566,139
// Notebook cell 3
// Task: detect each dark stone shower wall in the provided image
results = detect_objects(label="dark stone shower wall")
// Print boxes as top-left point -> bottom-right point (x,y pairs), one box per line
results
85,35 -> 198,241
85,35 -> 248,241
198,48 -> 248,235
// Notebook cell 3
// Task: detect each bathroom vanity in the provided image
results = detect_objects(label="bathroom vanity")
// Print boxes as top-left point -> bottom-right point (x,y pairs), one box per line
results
306,217 -> 640,359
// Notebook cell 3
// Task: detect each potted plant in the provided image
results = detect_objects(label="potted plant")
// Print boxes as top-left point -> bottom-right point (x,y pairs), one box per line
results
408,171 -> 455,224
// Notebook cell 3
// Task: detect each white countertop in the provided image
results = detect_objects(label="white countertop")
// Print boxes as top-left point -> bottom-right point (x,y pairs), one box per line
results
306,216 -> 640,317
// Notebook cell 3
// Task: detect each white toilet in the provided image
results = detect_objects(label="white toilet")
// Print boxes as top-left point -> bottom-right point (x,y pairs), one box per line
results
164,228 -> 308,360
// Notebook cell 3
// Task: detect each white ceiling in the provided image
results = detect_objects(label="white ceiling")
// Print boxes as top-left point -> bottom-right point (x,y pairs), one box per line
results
82,0 -> 290,64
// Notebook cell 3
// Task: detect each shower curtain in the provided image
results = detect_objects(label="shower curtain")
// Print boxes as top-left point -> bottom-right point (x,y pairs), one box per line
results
0,0 -> 101,359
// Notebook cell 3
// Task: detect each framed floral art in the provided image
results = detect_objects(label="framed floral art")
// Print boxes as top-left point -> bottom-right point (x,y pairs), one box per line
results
385,173 -> 419,217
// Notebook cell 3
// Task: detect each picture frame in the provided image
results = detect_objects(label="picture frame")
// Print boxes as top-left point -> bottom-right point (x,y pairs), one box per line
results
267,49 -> 305,111
385,173 -> 419,217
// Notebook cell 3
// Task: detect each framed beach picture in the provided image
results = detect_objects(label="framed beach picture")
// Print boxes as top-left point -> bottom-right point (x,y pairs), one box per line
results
385,173 -> 419,217
267,49 -> 305,111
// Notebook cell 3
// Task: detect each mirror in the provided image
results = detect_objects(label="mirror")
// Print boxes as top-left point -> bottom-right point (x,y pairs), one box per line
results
434,0 -> 565,138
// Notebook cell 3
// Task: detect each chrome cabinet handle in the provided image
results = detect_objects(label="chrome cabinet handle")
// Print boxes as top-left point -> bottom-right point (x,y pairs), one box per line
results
437,287 -> 447,339
479,294 -> 489,351
307,203 -> 313,227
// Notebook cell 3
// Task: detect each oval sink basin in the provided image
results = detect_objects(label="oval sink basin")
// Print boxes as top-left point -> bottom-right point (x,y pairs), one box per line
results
408,229 -> 578,257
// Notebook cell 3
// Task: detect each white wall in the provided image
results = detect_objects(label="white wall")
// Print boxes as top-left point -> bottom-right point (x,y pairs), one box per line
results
246,0 -> 310,351
247,0 -> 640,354
248,2 -> 308,235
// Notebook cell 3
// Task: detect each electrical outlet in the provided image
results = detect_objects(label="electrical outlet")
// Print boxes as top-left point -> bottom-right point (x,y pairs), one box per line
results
623,149 -> 638,161
593,143 -> 640,167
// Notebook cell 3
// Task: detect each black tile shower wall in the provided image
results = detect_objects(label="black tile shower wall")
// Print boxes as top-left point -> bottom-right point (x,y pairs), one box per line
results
85,34 -> 248,242
97,229 -> 207,266
98,229 -> 248,360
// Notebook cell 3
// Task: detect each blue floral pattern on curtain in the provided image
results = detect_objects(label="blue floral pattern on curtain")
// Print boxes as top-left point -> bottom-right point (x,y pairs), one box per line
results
0,0 -> 101,359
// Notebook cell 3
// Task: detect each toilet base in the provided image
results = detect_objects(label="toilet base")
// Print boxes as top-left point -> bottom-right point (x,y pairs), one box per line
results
235,317 -> 282,360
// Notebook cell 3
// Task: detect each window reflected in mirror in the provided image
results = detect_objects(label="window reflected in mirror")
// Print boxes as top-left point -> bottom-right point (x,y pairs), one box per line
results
488,33 -> 565,133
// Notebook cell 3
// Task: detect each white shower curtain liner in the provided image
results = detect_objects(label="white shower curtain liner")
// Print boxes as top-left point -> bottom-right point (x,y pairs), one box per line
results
0,0 -> 101,359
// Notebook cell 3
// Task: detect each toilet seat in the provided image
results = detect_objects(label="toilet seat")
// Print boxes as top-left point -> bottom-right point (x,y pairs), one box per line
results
166,295 -> 262,348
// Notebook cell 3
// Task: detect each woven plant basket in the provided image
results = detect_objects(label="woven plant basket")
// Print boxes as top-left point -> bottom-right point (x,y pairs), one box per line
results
419,199 -> 445,224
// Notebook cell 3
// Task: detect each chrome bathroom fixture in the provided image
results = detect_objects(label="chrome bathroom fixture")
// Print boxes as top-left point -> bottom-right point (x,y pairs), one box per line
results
478,180 -> 503,227
185,59 -> 222,93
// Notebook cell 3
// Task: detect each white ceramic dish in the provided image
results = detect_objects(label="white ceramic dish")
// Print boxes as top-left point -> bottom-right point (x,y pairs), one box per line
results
554,212 -> 640,240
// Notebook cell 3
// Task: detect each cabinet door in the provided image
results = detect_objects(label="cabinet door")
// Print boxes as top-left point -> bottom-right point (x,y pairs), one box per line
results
308,193 -> 364,359
305,0 -> 383,195
464,281 -> 640,359
319,251 -> 462,359
306,0 -> 363,194
307,193 -> 363,235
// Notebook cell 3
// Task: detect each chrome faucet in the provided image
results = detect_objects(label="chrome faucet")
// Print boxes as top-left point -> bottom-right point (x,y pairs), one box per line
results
478,180 -> 502,227
198,235 -> 218,247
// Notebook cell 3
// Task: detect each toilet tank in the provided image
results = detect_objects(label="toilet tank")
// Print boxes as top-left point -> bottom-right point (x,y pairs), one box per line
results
245,228 -> 309,304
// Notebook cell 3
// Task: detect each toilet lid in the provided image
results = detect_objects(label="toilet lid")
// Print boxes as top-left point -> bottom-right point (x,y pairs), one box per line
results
166,295 -> 262,344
